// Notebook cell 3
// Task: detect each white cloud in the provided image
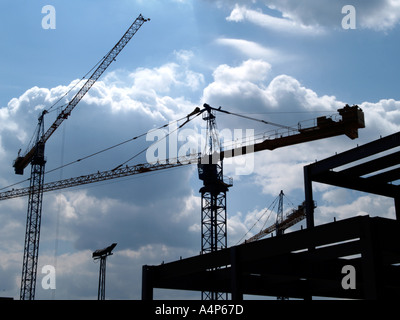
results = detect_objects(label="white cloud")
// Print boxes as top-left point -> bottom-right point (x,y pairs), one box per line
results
173,49 -> 194,65
215,38 -> 288,62
271,0 -> 400,31
226,4 -> 324,34
267,75 -> 342,111
322,188 -> 354,205
318,194 -> 396,224
350,0 -> 400,31
202,59 -> 277,110
0,106 -> 18,133
213,59 -> 271,84
223,1 -> 400,32
227,207 -> 277,245
203,59 -> 342,114
361,99 -> 400,136
82,59 -> 204,121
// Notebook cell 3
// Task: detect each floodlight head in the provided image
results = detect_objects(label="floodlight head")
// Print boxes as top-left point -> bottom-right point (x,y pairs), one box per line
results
92,243 -> 117,258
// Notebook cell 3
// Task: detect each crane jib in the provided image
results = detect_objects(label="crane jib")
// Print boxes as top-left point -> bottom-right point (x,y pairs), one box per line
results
3,105 -> 365,201
13,14 -> 149,175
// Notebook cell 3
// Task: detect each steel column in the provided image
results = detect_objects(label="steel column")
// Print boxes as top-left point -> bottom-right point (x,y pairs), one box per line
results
20,158 -> 46,300
304,165 -> 315,229
98,256 -> 107,300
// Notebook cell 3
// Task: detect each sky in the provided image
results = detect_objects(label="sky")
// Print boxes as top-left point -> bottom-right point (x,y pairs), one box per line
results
0,0 -> 400,300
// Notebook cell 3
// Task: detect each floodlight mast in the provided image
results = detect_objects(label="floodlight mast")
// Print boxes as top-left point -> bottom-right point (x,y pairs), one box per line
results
92,243 -> 117,300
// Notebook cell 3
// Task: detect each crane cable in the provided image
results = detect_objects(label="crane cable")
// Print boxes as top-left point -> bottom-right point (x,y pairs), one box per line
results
213,106 -> 296,131
236,192 -> 299,245
1,104 -> 297,191
52,120 -> 67,300
43,105 -> 296,175
111,108 -> 202,170
46,46 -> 113,114
235,195 -> 280,245
0,109 -> 202,192
47,111 -> 200,174
21,56 -> 106,156
3,105 -> 301,192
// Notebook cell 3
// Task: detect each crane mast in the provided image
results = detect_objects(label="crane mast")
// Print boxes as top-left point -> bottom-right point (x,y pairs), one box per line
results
15,14 -> 149,300
197,104 -> 231,300
20,112 -> 47,300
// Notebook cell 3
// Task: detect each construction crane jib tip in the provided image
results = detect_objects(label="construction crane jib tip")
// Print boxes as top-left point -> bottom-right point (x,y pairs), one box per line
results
12,14 -> 149,176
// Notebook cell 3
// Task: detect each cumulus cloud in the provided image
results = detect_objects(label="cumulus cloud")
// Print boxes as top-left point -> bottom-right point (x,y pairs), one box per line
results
202,58 -> 400,144
0,51 -> 208,299
203,59 -> 342,115
2,50 -> 400,299
203,59 -> 275,110
361,99 -> 400,136
201,57 -> 400,241
85,60 -> 203,120
213,59 -> 271,84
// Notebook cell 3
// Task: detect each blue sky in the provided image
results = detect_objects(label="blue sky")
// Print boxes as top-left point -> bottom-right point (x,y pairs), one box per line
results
1,0 -> 400,300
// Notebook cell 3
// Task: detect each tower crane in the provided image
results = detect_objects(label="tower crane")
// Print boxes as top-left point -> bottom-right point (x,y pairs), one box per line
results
1,103 -> 364,300
242,191 -> 317,244
197,104 -> 232,300
11,14 -> 149,300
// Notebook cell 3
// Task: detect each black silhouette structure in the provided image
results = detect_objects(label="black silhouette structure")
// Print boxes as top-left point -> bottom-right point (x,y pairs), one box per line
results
142,132 -> 400,300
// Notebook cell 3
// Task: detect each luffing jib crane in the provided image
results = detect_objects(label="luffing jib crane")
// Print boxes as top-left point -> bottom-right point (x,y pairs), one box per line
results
243,191 -> 317,244
13,14 -> 149,300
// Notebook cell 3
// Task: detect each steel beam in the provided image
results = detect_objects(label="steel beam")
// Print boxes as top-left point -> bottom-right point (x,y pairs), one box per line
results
307,132 -> 400,176
142,216 -> 400,300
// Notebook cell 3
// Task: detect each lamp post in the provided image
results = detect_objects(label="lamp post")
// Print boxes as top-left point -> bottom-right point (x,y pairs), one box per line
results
92,243 -> 117,300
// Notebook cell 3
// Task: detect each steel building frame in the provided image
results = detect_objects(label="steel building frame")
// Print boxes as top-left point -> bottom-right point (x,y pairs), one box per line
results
304,131 -> 400,228
142,215 -> 400,299
142,132 -> 400,300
